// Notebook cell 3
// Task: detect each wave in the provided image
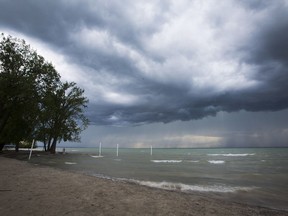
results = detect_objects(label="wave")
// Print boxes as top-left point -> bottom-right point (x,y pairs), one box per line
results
208,160 -> 225,164
90,155 -> 104,158
208,153 -> 255,157
135,180 -> 255,193
65,162 -> 77,165
151,160 -> 182,163
186,160 -> 199,163
86,173 -> 255,194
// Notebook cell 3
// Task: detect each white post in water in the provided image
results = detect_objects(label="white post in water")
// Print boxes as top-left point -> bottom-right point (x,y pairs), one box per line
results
116,144 -> 119,157
28,139 -> 35,160
99,142 -> 102,156
150,145 -> 153,156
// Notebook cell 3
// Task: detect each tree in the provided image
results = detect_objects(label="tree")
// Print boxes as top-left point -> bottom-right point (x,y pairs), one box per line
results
0,33 -> 89,152
37,81 -> 89,153
0,34 -> 49,151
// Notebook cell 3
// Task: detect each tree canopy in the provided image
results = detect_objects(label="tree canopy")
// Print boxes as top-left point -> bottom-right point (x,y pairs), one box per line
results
0,33 -> 89,153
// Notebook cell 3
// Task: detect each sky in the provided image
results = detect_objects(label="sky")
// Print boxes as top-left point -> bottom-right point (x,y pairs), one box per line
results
0,0 -> 288,148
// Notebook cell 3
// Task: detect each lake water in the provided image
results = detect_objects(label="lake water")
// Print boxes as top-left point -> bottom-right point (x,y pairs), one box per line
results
30,147 -> 288,211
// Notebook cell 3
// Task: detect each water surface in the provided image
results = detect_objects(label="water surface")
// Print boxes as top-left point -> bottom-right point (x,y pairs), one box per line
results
30,147 -> 288,210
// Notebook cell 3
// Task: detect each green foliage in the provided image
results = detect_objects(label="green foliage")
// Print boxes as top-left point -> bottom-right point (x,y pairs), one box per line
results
19,140 -> 38,149
0,33 -> 89,153
37,81 -> 89,153
0,34 -> 41,145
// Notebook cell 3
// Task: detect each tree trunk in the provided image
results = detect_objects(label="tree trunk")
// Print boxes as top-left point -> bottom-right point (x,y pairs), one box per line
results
15,143 -> 19,152
47,136 -> 52,151
43,140 -> 47,152
0,109 -> 10,135
0,142 -> 5,151
49,138 -> 57,154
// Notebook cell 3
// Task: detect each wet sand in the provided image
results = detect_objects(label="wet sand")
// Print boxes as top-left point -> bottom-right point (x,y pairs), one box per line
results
0,156 -> 287,216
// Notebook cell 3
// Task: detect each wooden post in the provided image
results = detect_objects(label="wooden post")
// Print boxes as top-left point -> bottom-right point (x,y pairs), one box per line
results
28,139 -> 35,160
99,142 -> 102,156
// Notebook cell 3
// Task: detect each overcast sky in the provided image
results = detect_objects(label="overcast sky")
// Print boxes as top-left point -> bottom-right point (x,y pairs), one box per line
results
1,0 -> 288,148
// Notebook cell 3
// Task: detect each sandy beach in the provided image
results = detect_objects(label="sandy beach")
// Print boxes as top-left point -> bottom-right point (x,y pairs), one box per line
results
0,156 -> 287,216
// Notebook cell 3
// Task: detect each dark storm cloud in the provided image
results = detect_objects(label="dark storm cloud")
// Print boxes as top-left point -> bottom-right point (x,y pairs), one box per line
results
236,2 -> 288,112
0,0 -> 110,46
1,0 -> 288,126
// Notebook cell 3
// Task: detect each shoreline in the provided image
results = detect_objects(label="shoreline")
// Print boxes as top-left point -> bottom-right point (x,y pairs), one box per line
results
1,155 -> 288,216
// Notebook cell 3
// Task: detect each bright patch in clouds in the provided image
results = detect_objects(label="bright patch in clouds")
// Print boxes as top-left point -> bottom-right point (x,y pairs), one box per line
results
164,135 -> 223,148
103,91 -> 140,106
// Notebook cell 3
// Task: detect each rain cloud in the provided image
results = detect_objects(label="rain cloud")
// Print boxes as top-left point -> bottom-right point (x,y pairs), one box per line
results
1,0 -> 288,126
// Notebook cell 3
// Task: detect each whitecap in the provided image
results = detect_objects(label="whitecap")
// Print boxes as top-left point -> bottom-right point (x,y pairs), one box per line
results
208,153 -> 255,157
151,160 -> 182,163
90,155 -> 104,158
208,160 -> 225,164
135,180 -> 254,193
65,162 -> 77,165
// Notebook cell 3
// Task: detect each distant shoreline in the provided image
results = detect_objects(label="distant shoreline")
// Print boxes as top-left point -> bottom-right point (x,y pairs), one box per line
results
1,155 -> 287,216
15,146 -> 288,150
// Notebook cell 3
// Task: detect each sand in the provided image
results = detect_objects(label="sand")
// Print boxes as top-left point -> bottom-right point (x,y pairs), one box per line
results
0,156 -> 287,216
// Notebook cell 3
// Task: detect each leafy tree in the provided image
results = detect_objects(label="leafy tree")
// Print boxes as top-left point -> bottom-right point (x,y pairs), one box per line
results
0,33 -> 89,153
37,81 -> 89,153
0,34 -> 44,151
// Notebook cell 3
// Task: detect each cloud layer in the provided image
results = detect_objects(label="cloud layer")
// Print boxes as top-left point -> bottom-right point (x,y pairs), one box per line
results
1,0 -> 288,126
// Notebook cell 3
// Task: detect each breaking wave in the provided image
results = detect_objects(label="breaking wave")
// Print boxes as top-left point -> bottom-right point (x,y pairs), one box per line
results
90,155 -> 104,158
64,162 -> 77,165
208,160 -> 225,164
208,153 -> 255,157
135,180 -> 255,193
151,160 -> 182,163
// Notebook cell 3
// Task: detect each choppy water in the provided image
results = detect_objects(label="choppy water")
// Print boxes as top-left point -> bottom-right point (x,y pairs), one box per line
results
30,147 -> 288,210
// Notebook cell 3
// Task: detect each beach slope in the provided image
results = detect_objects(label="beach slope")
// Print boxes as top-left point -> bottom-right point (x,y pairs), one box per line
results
0,156 -> 287,216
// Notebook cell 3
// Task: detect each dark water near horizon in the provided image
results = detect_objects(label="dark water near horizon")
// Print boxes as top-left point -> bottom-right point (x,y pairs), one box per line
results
29,147 -> 288,211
